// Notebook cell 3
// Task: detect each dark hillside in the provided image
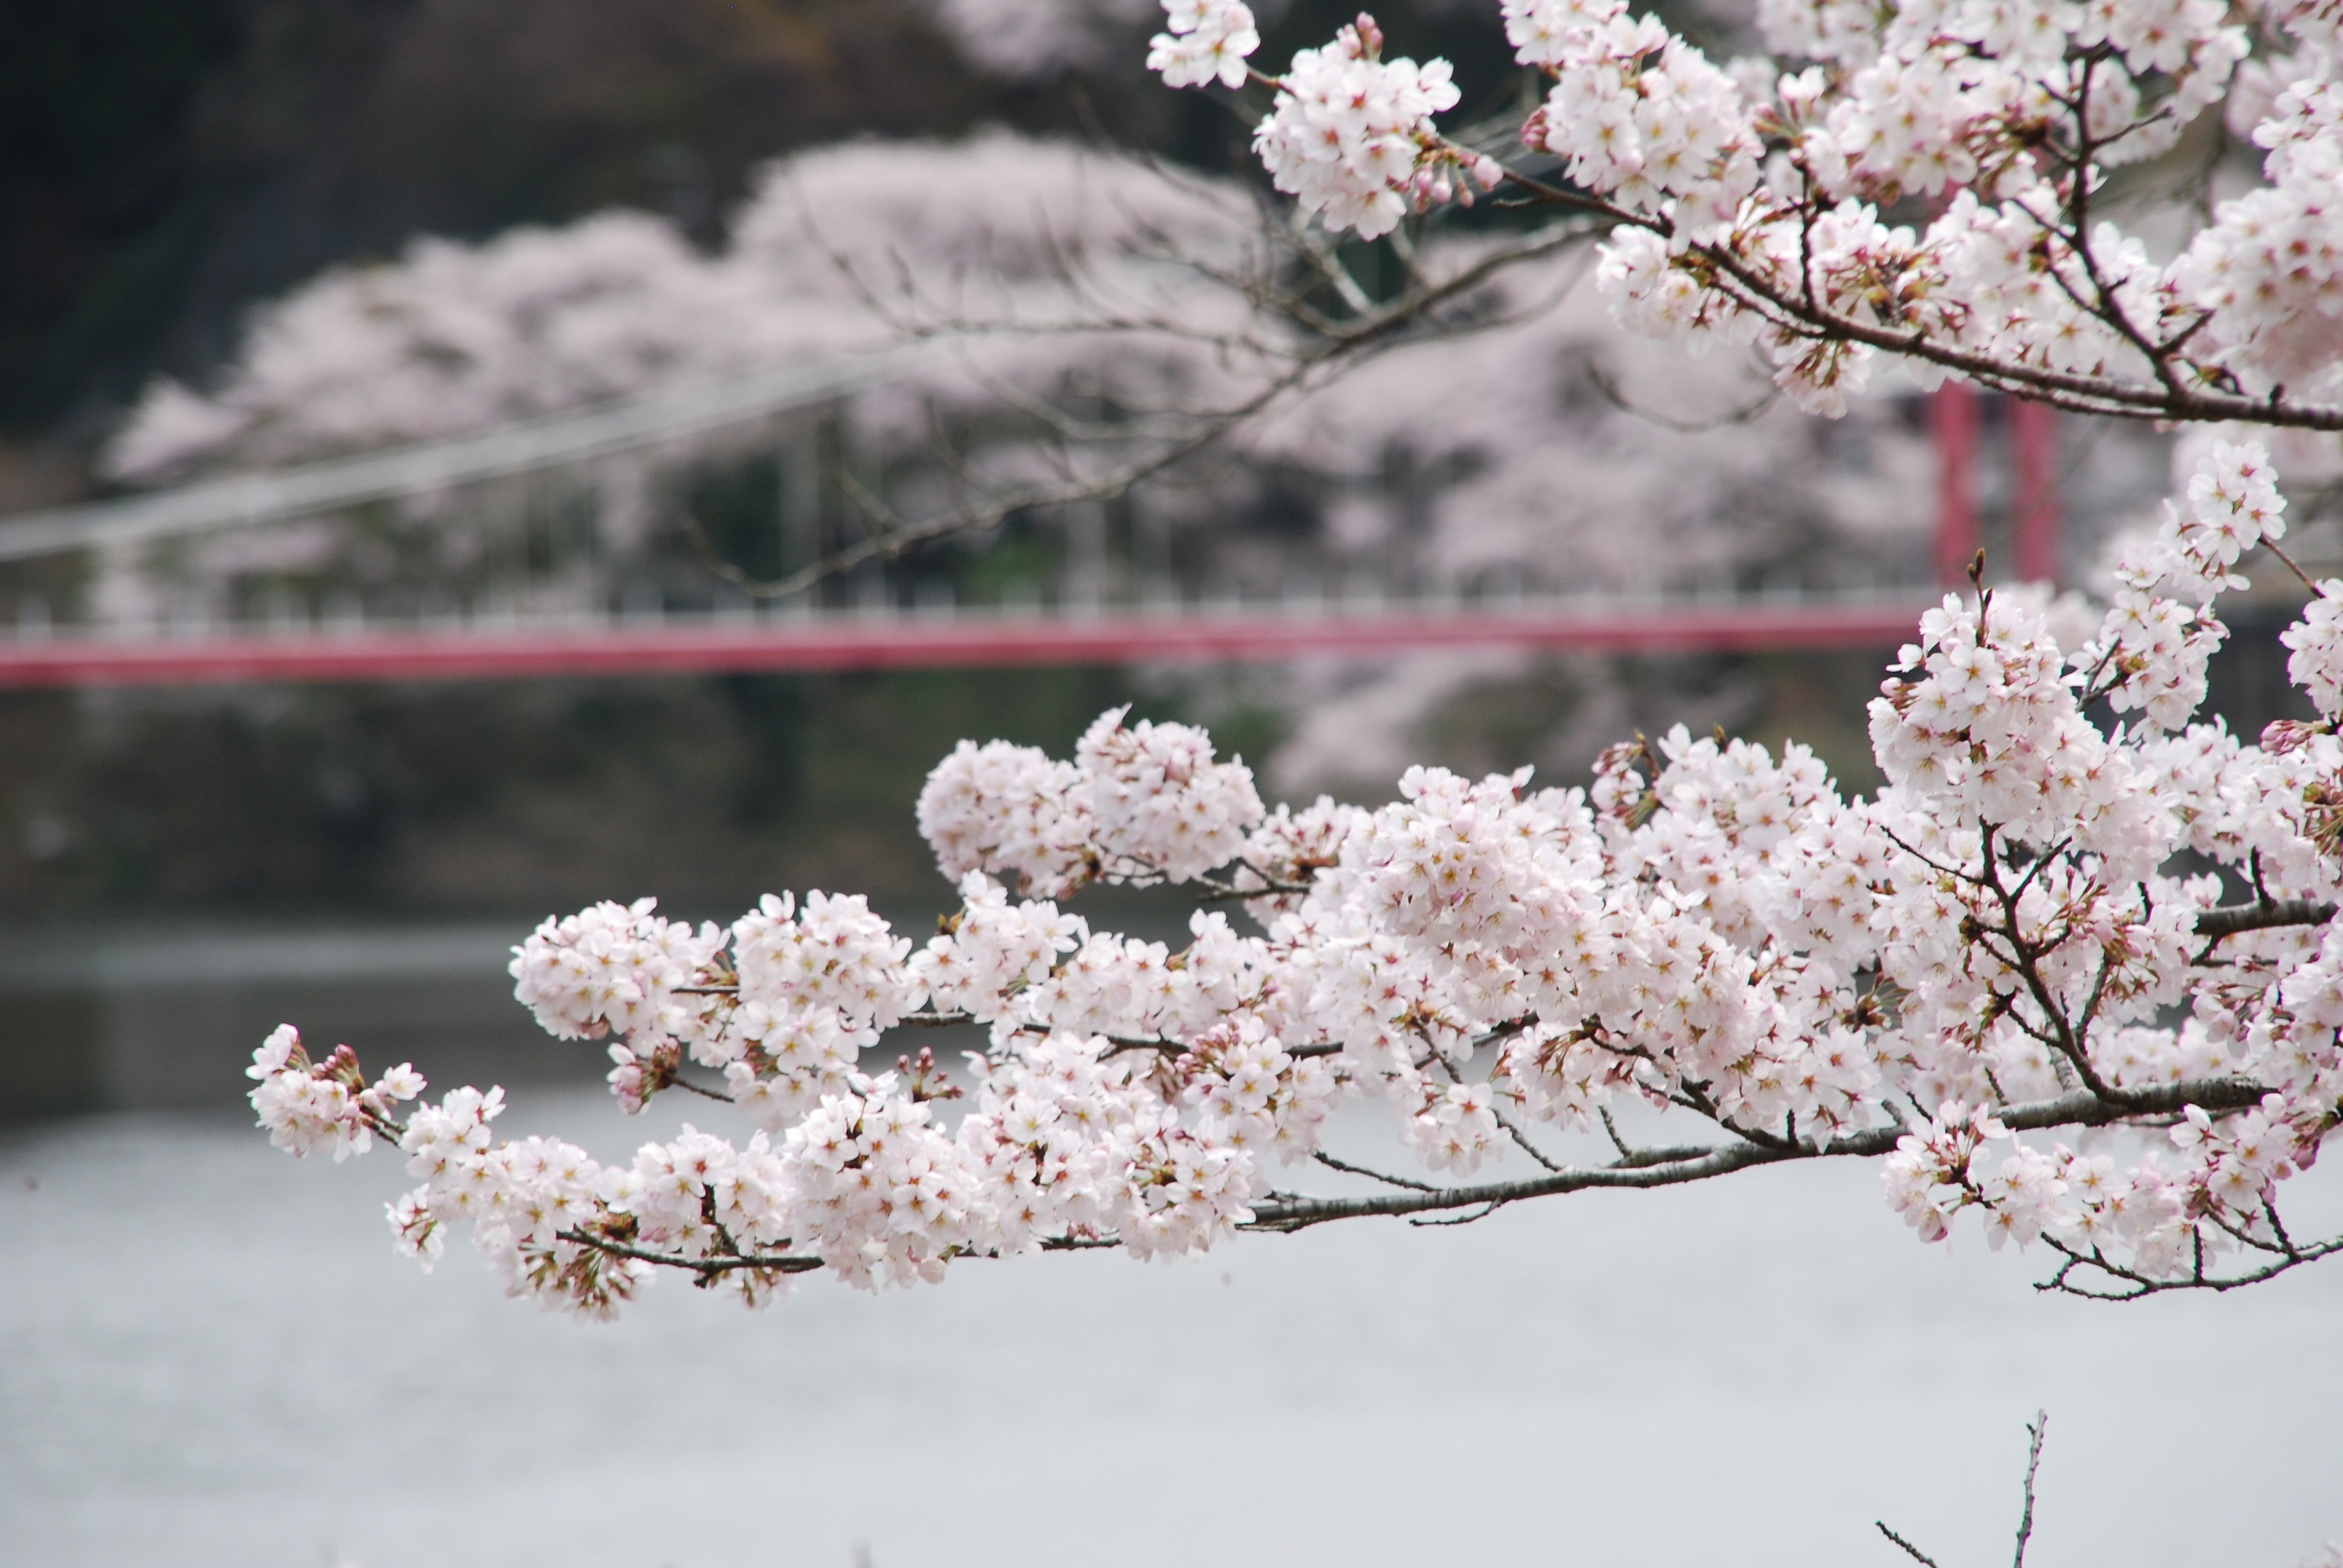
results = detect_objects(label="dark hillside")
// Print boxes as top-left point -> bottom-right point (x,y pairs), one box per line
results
1,0 -> 984,438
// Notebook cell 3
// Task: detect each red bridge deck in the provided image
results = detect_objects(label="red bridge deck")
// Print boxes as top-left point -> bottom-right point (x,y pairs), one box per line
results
0,597 -> 1940,688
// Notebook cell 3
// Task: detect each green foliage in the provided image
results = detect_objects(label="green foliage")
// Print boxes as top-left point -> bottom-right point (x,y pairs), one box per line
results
0,664 -> 1165,921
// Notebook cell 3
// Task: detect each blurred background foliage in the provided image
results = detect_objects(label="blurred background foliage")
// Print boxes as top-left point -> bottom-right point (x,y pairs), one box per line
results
1,0 -> 1144,921
0,666 -> 1158,917
0,0 -> 1881,927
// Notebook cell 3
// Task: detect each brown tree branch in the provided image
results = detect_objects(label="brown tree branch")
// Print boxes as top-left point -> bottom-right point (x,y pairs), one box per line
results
1244,1076 -> 2272,1232
2194,900 -> 2337,939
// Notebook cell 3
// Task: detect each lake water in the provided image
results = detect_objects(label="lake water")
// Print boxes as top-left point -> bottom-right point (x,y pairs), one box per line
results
4,1076 -> 2338,1568
0,921 -> 594,1126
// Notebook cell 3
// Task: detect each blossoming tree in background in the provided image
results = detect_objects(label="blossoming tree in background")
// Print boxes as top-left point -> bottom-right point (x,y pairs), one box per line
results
101,130 -> 1948,643
102,119 -> 1976,782
252,0 -> 2343,1327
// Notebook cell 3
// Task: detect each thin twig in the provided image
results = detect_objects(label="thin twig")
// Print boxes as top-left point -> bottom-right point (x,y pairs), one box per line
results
1582,356 -> 1779,432
668,1075 -> 736,1104
1490,1099 -> 1567,1174
1313,1150 -> 1443,1193
1599,1106 -> 1637,1164
2013,1412 -> 2048,1568
1876,1522 -> 1942,1568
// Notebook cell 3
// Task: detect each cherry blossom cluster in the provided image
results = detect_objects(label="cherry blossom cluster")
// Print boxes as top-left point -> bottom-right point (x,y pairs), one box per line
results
1512,0 -> 1761,240
918,706 -> 1263,895
261,994 -> 1320,1313
1239,15 -> 1499,240
2282,583 -> 2343,717
918,739 -> 1092,898
2071,437 -> 2289,731
2171,70 -> 2343,398
1147,0 -> 2343,429
1147,0 -> 1259,91
1075,704 -> 1265,881
248,1025 -> 423,1164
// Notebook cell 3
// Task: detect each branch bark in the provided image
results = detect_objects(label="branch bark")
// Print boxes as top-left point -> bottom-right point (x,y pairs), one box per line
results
1244,1076 -> 2271,1231
2193,900 -> 2337,939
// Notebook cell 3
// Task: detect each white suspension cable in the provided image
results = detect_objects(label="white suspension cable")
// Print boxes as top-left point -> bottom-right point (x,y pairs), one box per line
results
0,346 -> 926,565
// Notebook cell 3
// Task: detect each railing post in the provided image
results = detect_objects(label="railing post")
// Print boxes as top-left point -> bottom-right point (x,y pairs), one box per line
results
2010,398 -> 2061,586
1932,382 -> 1981,588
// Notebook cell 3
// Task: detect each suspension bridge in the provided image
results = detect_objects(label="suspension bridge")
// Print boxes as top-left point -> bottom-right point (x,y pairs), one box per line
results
0,352 -> 2033,689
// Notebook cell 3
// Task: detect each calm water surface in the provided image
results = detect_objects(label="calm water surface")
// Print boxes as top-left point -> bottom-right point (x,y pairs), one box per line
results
3,1082 -> 2338,1568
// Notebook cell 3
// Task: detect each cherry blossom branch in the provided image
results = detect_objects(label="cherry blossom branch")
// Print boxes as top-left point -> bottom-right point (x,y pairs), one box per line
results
1248,1076 -> 2275,1234
1694,242 -> 2343,431
1477,107 -> 2336,429
1488,1099 -> 1567,1174
1244,1139 -> 1775,1232
558,1228 -> 826,1279
252,615 -> 2341,1312
2263,537 -> 2325,597
1967,827 -> 2126,1105
2038,1230 -> 2343,1299
1475,143 -> 2343,428
1596,1107 -> 1721,1170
